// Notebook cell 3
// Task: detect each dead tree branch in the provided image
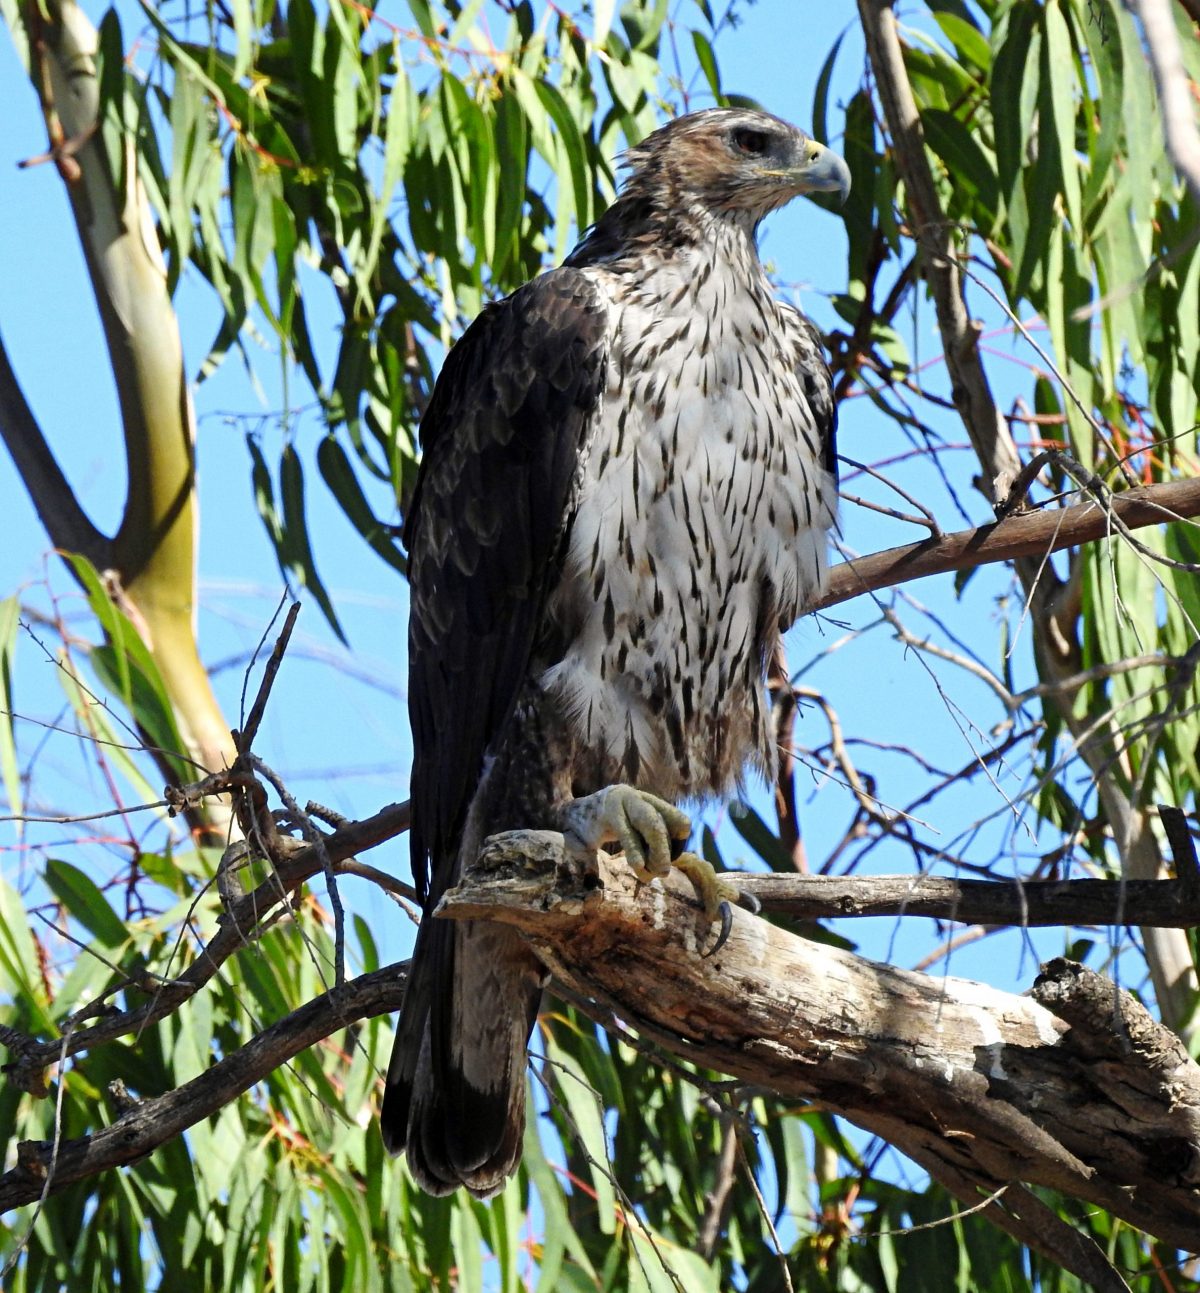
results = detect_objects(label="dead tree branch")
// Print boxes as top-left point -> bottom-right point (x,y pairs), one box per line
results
734,868 -> 1200,928
438,833 -> 1200,1263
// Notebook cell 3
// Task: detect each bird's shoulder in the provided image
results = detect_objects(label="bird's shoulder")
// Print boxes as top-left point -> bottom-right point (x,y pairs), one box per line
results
405,267 -> 611,552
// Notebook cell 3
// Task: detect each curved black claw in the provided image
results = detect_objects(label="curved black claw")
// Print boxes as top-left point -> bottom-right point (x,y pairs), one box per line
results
737,887 -> 762,916
702,900 -> 735,958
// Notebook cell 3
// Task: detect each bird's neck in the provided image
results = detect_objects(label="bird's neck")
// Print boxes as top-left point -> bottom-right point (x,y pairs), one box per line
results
565,188 -> 764,274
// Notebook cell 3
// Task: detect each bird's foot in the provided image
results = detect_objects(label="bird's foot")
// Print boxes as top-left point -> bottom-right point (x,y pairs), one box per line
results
560,786 -> 758,955
561,785 -> 690,880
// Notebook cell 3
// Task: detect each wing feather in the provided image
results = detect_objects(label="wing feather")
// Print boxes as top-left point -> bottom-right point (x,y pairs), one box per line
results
785,307 -> 838,482
405,267 -> 609,905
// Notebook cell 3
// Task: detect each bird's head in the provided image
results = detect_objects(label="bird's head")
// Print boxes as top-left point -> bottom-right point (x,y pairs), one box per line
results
621,108 -> 851,228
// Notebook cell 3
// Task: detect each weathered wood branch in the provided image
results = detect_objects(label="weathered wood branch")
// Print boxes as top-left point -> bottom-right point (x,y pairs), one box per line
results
735,868 -> 1200,928
439,831 -> 1200,1262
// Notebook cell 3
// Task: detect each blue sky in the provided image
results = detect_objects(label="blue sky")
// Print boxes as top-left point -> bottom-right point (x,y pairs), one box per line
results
0,0 -> 1080,1017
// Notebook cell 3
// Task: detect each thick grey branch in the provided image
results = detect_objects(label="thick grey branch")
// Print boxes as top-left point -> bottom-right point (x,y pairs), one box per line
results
0,328 -> 109,565
734,868 -> 1200,928
438,832 -> 1200,1255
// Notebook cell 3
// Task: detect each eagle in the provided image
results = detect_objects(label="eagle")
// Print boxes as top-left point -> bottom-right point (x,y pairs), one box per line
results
381,107 -> 849,1197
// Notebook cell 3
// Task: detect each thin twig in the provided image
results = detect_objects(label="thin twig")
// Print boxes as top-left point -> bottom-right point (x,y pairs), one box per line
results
734,1136 -> 795,1293
237,600 -> 301,755
839,453 -> 942,535
245,755 -> 346,989
696,1119 -> 739,1260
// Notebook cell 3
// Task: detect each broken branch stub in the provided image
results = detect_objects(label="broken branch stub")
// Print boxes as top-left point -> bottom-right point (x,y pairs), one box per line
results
438,830 -> 1200,1252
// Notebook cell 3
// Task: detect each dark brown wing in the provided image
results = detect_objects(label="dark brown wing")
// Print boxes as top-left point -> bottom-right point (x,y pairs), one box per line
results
382,268 -> 608,1178
404,266 -> 609,909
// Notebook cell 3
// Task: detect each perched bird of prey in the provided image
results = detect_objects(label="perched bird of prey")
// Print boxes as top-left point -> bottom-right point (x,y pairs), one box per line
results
382,107 -> 849,1197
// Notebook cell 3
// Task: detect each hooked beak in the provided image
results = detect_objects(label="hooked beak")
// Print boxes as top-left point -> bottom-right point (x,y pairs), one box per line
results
787,139 -> 852,204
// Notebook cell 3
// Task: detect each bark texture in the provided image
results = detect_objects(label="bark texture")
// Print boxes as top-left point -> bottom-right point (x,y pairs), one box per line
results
439,830 -> 1200,1256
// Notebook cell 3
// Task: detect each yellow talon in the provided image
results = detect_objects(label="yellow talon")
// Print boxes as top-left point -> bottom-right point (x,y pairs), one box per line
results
560,787 -> 758,955
672,851 -> 741,922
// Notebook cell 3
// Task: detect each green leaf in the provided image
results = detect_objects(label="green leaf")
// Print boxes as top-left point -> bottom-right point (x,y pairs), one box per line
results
534,80 -> 592,236
592,0 -> 616,47
317,436 -> 407,575
54,652 -> 171,815
0,872 -> 52,1026
1079,0 -> 1124,221
622,0 -> 669,52
812,29 -> 847,149
45,859 -> 130,949
1013,105 -> 1060,300
230,0 -> 254,79
933,9 -> 990,70
324,9 -> 360,163
691,30 -> 722,103
1,0 -> 30,67
543,1030 -> 617,1232
280,443 -> 346,643
1043,0 -> 1082,234
0,597 -> 21,823
492,88 -> 529,279
728,803 -> 796,874
922,107 -> 999,229
63,555 -> 190,781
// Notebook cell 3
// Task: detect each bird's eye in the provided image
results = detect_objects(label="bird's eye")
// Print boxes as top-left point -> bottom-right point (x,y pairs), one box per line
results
732,128 -> 770,157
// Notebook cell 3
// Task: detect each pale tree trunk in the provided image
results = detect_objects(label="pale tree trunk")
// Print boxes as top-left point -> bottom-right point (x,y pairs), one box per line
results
2,0 -> 236,825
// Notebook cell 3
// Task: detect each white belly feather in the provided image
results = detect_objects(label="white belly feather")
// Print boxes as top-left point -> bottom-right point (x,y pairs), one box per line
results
541,244 -> 837,799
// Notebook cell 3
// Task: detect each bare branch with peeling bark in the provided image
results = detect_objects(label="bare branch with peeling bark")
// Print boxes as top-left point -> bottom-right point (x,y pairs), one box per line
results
817,477 -> 1200,612
432,834 -> 1200,1278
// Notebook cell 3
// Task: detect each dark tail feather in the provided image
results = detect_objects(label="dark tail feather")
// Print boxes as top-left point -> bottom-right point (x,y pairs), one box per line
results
382,917 -> 543,1199
379,918 -> 436,1158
